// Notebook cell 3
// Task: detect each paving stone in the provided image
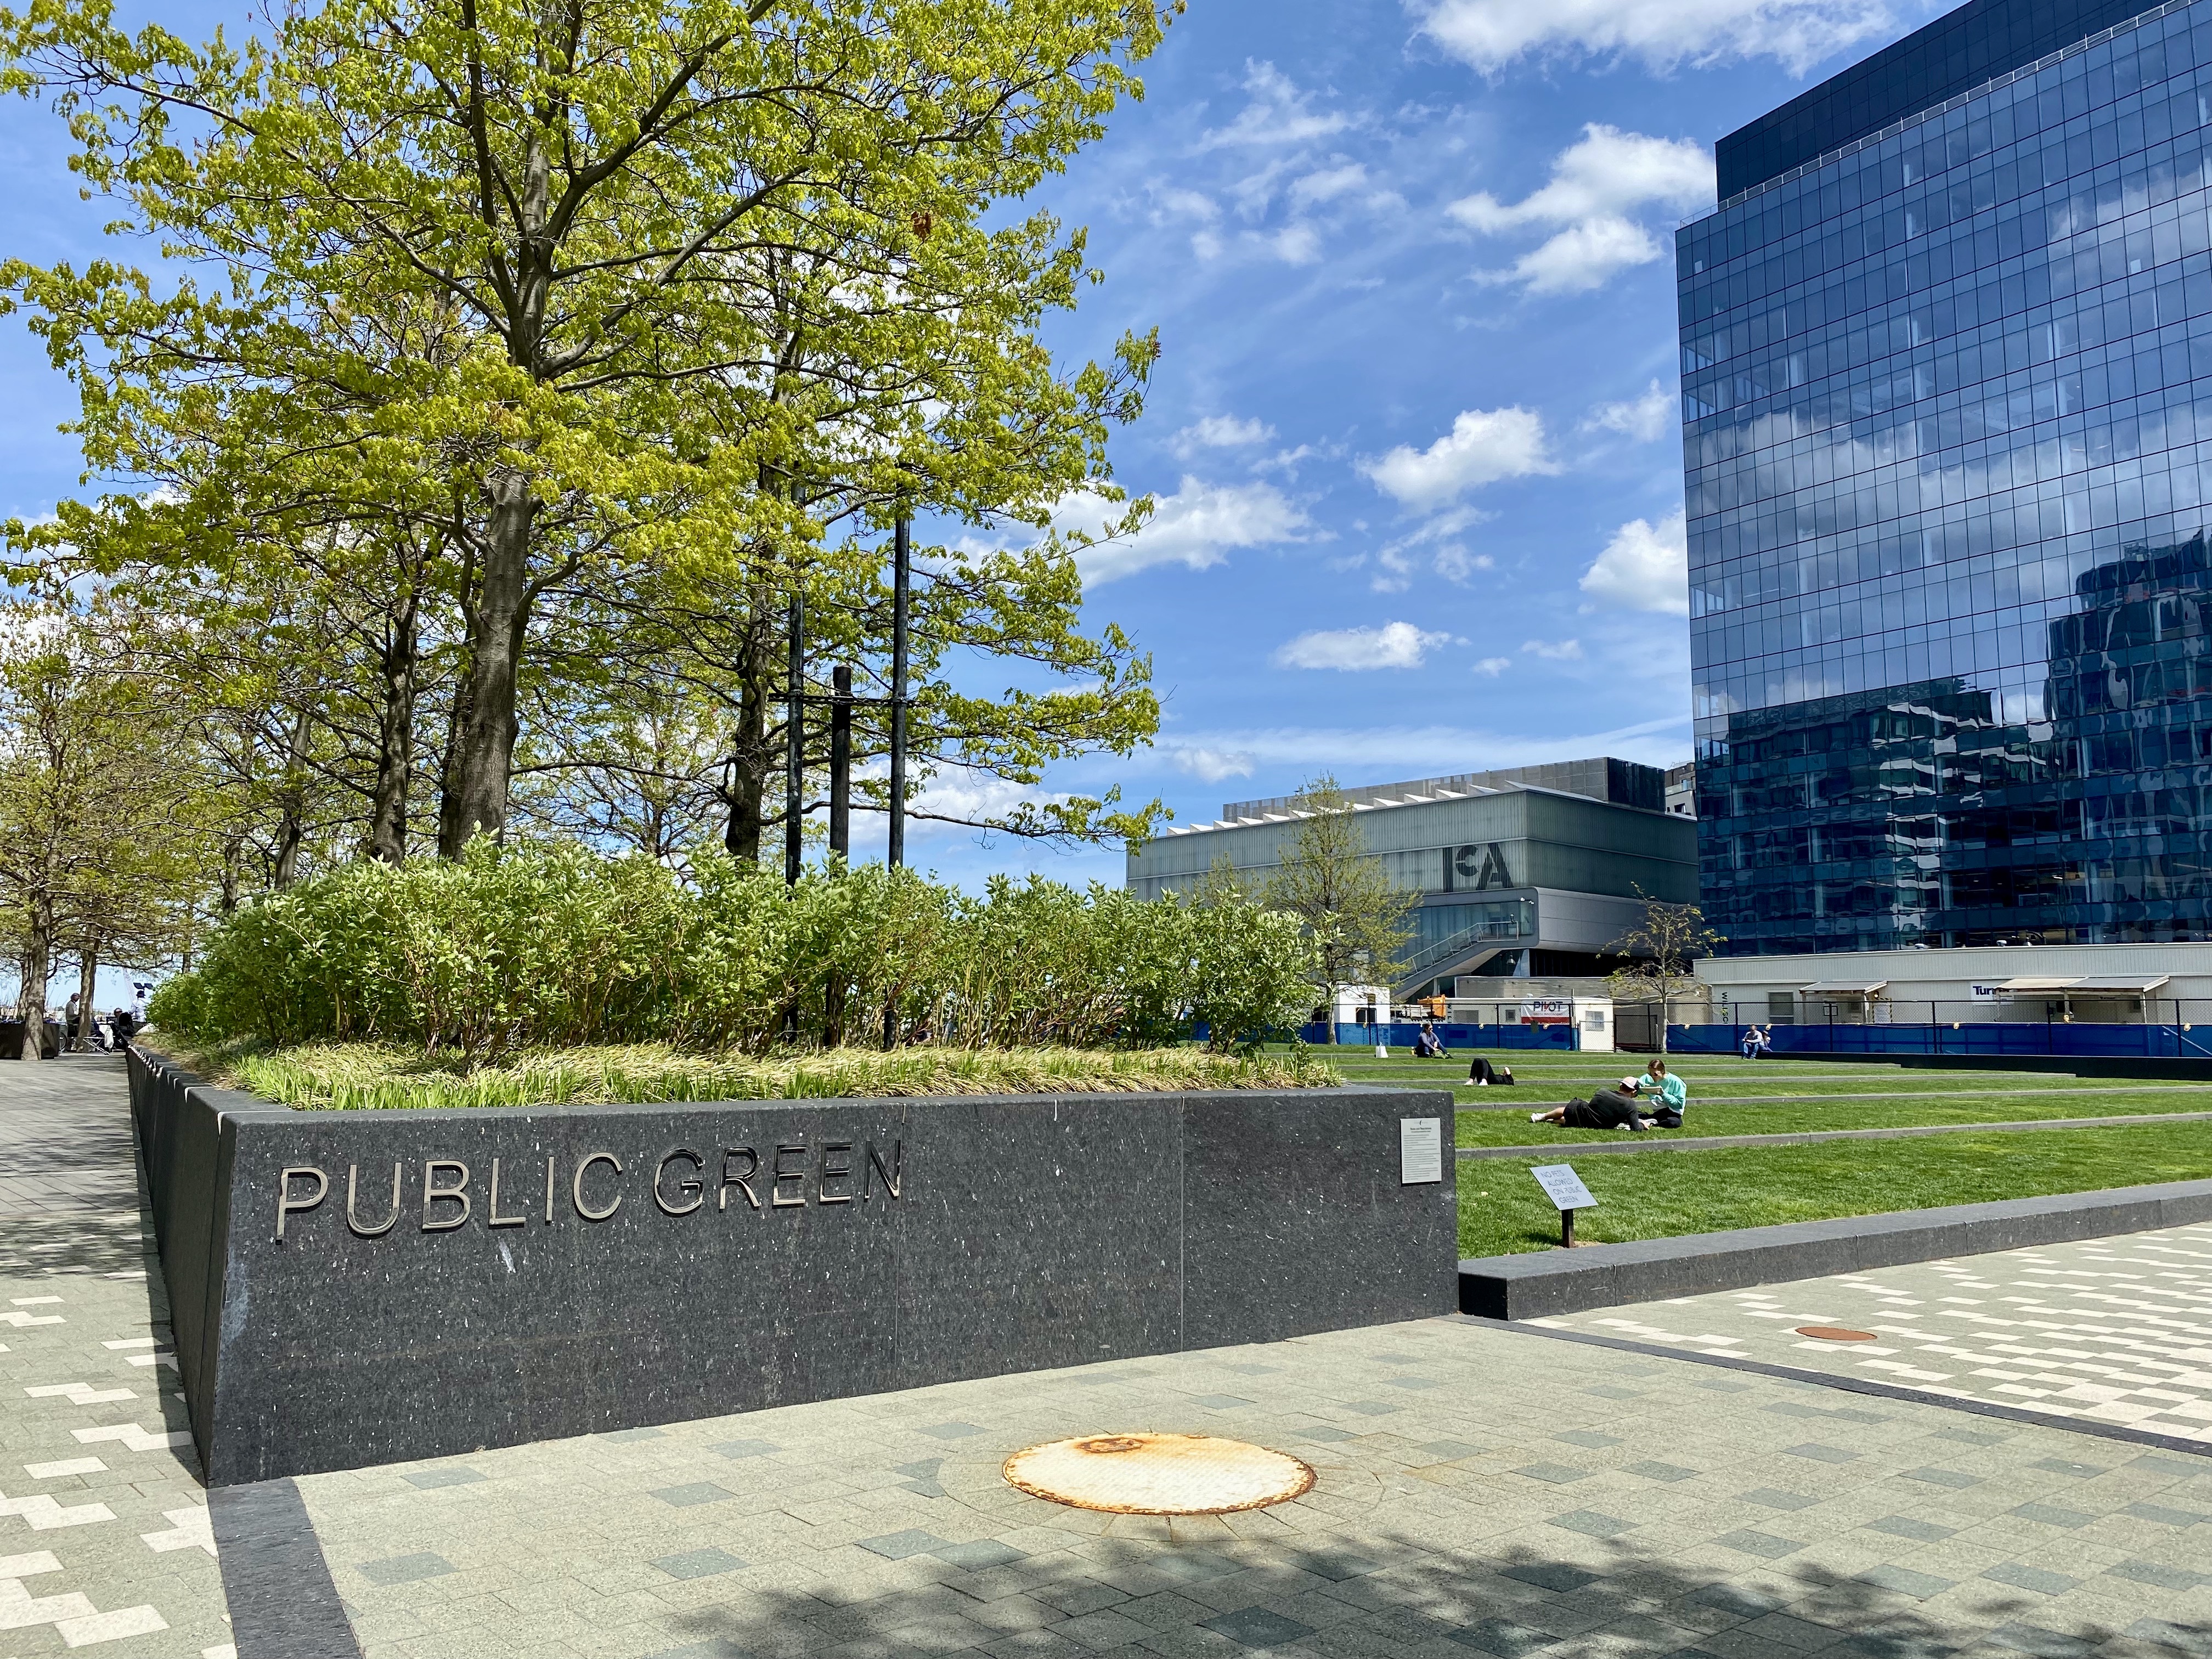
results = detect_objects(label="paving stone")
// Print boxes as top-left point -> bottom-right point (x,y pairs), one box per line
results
1980,1563 -> 2076,1595
1984,1623 -> 2095,1658
1513,1464 -> 1594,1485
651,1482 -> 735,1508
1898,1468 -> 1980,1489
1627,1462 -> 1699,1482
1711,1529 -> 1803,1559
1741,1489 -> 1820,1511
356,1551 -> 456,1586
402,1466 -> 486,1489
2010,1503 -> 2095,1528
1862,1516 -> 1955,1542
652,1548 -> 746,1581
1551,1430 -> 1621,1448
1447,1616 -> 1560,1655
1857,1564 -> 1955,1599
1499,1563 -> 1600,1593
855,1529 -> 952,1560
2104,1558 -> 2207,1590
933,1541 -> 1028,1571
713,1440 -> 781,1460
1783,1443 -> 1859,1464
1547,1509 -> 1635,1538
1200,1605 -> 1316,1646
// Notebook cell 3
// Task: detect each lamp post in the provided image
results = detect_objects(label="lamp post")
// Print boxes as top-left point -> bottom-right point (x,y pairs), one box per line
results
785,592 -> 804,887
829,665 -> 852,857
887,510 -> 910,870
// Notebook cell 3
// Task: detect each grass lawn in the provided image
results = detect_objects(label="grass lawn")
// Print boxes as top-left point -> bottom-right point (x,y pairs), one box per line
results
1457,1119 -> 2212,1259
1452,1088 -> 2212,1146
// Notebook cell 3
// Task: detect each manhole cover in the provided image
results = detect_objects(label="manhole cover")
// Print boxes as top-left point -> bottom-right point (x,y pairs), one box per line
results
1003,1433 -> 1315,1515
1795,1325 -> 1878,1341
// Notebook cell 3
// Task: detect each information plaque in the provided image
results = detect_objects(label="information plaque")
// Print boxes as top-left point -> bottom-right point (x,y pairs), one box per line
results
1399,1117 -> 1443,1184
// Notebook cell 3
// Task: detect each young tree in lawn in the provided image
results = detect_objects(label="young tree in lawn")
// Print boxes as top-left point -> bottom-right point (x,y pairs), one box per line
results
2,0 -> 1175,855
1263,776 -> 1415,1043
1604,887 -> 1724,1055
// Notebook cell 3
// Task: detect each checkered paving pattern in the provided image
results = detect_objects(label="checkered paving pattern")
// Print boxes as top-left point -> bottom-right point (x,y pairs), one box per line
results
1539,1223 -> 2212,1443
0,1061 -> 234,1657
291,1315 -> 2212,1658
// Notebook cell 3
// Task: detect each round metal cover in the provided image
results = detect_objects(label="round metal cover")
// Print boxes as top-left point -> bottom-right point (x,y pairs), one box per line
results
1795,1325 -> 1878,1342
1003,1433 -> 1315,1515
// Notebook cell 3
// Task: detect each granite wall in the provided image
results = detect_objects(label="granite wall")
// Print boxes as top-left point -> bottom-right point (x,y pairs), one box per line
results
126,1049 -> 1457,1485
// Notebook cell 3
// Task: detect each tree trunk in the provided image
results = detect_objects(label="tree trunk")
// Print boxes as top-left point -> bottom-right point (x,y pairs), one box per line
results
366,585 -> 420,864
723,629 -> 772,861
74,947 -> 96,1053
443,471 -> 535,852
272,703 -> 315,888
19,904 -> 50,1061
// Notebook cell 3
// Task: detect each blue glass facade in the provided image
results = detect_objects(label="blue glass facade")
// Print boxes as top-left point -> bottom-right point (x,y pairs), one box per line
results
1683,0 -> 2212,952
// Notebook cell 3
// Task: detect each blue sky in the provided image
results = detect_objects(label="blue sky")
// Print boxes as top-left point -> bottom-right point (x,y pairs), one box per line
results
0,0 -> 1948,892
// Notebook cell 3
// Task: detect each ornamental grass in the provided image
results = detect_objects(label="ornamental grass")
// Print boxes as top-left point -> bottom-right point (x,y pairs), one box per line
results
157,1035 -> 1338,1111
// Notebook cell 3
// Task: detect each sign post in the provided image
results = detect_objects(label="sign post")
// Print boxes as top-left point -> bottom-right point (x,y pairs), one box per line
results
1530,1163 -> 1596,1248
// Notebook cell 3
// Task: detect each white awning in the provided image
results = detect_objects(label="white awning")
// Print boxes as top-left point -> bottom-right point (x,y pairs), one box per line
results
1989,976 -> 2080,993
2067,975 -> 2170,995
1799,979 -> 1888,995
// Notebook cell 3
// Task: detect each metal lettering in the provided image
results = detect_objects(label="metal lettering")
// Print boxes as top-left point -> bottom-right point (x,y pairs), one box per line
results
422,1160 -> 471,1231
816,1142 -> 855,1204
863,1140 -> 903,1201
544,1154 -> 555,1224
487,1157 -> 526,1228
573,1152 -> 623,1221
771,1143 -> 808,1207
275,1165 -> 328,1240
346,1162 -> 401,1238
655,1149 -> 706,1216
719,1148 -> 759,1211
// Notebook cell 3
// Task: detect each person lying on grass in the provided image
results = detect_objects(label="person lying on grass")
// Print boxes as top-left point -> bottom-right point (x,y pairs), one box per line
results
1630,1056 -> 1686,1127
1528,1078 -> 1654,1131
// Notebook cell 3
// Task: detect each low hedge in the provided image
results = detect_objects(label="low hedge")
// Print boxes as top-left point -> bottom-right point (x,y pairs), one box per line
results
150,841 -> 1318,1057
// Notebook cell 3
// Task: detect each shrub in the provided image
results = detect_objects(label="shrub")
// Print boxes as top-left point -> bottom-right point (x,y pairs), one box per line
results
151,840 -> 1319,1057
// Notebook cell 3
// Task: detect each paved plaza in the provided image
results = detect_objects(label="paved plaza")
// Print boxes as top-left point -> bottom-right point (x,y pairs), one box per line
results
1,1060 -> 2209,1658
1536,1224 -> 2212,1443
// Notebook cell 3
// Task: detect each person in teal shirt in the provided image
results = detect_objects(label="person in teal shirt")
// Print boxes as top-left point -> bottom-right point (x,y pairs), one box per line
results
1634,1058 -> 1685,1127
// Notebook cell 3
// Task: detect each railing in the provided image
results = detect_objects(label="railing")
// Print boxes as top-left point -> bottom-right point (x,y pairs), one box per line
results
1392,919 -> 1527,992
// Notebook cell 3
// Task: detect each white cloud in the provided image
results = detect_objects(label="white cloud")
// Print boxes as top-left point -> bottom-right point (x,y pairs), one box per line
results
1359,407 -> 1555,510
1581,507 -> 1689,615
1268,223 -> 1324,264
1274,620 -> 1458,671
1584,380 -> 1678,442
1521,637 -> 1584,660
1200,61 -> 1352,150
1452,126 -> 1713,295
1173,414 -> 1277,455
1147,712 -> 1691,777
1067,477 -> 1313,584
1171,746 -> 1257,782
1432,546 -> 1495,583
1290,162 -> 1370,208
1472,656 -> 1511,676
1408,0 -> 1898,72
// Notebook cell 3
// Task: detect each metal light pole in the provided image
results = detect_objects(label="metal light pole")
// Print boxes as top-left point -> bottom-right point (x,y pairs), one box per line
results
785,592 -> 804,886
887,511 -> 910,869
829,665 -> 852,859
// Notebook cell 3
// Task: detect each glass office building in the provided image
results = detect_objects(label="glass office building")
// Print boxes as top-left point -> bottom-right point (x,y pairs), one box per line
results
1684,0 -> 2212,951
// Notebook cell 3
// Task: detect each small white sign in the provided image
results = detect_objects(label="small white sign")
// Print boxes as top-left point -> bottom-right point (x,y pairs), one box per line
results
1531,1163 -> 1595,1211
1400,1117 -> 1444,1184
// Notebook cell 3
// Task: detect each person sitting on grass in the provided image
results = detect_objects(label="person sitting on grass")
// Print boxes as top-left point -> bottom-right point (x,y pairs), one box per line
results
1413,1020 -> 1446,1058
1631,1057 -> 1686,1127
1528,1078 -> 1651,1131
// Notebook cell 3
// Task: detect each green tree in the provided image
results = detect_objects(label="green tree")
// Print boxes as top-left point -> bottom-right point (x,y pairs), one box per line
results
1263,776 -> 1415,1041
2,0 -> 1174,856
0,605 -> 208,1058
1604,887 -> 1724,1056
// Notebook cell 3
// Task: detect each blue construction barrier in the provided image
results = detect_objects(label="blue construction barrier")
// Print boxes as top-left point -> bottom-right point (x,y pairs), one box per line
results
1296,1022 -> 1579,1049
1663,1022 -> 2212,1059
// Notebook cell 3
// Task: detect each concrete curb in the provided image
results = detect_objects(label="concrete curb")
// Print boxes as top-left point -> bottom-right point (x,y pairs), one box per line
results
1456,1109 -> 2212,1157
1455,1085 -> 2212,1111
1457,1178 -> 2212,1319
